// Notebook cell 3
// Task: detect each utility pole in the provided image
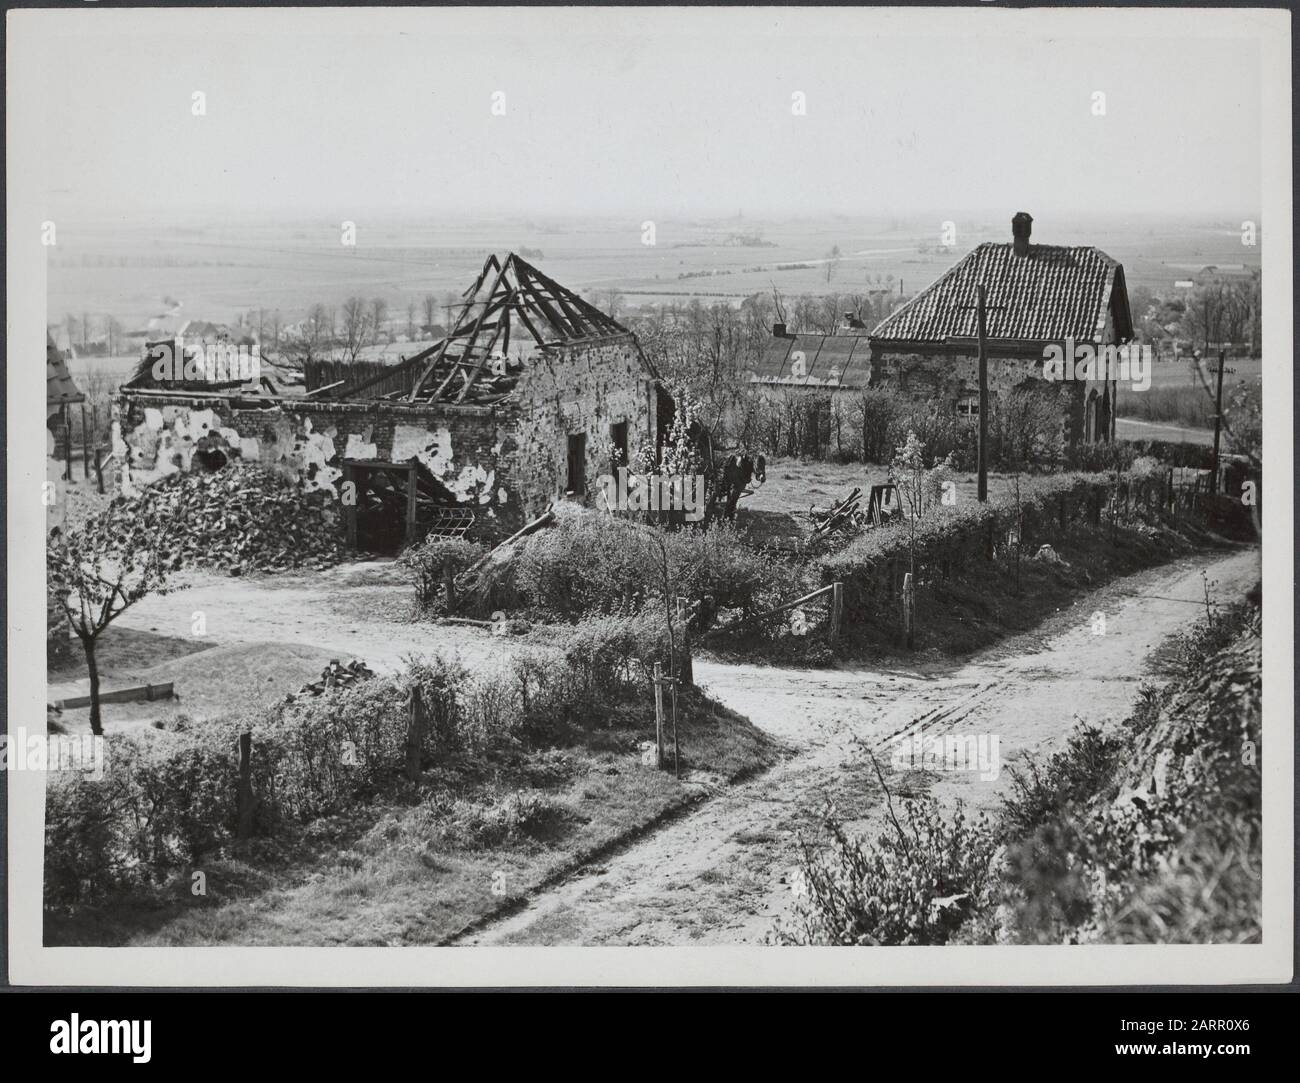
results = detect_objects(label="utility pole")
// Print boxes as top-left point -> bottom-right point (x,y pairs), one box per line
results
958,285 -> 1002,503
1209,350 -> 1235,494
976,284 -> 989,502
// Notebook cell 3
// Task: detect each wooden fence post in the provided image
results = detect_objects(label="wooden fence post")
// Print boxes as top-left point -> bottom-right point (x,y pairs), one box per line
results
670,678 -> 680,780
902,572 -> 915,649
828,581 -> 843,641
81,406 -> 91,480
236,732 -> 257,839
443,563 -> 457,614
652,663 -> 665,770
406,685 -> 425,782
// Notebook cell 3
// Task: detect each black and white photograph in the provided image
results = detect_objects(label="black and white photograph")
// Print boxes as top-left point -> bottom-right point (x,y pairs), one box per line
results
5,3 -> 1293,995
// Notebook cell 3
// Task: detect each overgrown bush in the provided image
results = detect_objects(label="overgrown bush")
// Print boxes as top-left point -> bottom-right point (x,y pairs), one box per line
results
773,796 -> 998,946
990,601 -> 1261,944
400,535 -> 485,611
512,510 -> 790,621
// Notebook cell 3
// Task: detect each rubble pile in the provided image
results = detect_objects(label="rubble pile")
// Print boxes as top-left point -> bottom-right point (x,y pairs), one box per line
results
100,464 -> 344,574
284,658 -> 377,703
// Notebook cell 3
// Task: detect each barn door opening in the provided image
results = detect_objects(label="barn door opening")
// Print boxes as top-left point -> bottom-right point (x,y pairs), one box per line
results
344,462 -> 416,555
343,460 -> 468,555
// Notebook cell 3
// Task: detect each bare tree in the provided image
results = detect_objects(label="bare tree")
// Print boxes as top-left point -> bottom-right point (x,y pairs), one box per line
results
824,244 -> 843,284
406,301 -> 417,341
340,296 -> 370,362
369,297 -> 389,346
422,293 -> 438,334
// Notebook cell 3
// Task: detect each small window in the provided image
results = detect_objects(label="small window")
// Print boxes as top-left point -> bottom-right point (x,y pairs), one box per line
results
956,393 -> 980,419
567,433 -> 587,496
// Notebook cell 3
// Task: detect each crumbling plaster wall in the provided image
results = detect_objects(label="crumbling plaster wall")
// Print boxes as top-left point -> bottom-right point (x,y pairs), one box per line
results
508,335 -> 657,519
114,394 -> 522,529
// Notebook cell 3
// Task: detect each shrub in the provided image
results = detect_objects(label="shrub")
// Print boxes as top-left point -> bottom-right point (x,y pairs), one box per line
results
400,536 -> 485,611
512,509 -> 791,621
999,725 -> 1126,838
773,797 -> 998,946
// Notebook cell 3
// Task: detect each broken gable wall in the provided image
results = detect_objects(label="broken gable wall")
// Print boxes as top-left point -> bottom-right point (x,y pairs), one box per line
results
113,392 -> 523,535
507,334 -> 657,518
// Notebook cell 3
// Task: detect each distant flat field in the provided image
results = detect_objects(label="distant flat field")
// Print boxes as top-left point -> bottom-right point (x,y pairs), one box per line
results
47,213 -> 1261,332
1115,418 -> 1214,446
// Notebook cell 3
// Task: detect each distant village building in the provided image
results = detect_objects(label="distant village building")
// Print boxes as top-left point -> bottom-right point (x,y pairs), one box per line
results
868,212 -> 1133,447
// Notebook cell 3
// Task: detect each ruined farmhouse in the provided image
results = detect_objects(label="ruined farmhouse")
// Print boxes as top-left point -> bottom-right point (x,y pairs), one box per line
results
114,254 -> 666,551
868,212 -> 1133,447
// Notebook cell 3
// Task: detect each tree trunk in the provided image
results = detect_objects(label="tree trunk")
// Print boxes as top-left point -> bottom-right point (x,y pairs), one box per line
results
83,635 -> 103,736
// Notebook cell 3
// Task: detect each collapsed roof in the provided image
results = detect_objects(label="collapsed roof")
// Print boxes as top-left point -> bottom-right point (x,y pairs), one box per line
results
337,253 -> 633,404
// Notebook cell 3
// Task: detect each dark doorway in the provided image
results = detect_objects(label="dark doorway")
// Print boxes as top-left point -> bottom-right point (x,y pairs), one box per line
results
344,461 -> 417,555
609,420 -> 629,470
566,433 -> 587,497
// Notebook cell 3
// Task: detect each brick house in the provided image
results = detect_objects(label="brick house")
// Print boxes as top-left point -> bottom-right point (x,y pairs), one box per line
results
114,254 -> 665,551
868,212 -> 1134,449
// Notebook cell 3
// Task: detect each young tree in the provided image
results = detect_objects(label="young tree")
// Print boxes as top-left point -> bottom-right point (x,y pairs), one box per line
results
340,296 -> 370,362
890,430 -> 954,576
369,297 -> 389,345
48,505 -> 183,736
824,244 -> 843,284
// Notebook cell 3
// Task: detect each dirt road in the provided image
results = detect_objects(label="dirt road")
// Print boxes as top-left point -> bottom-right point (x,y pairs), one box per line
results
459,548 -> 1259,946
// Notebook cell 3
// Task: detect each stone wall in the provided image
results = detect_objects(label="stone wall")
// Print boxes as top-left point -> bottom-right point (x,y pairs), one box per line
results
870,347 -> 1114,448
510,335 -> 658,519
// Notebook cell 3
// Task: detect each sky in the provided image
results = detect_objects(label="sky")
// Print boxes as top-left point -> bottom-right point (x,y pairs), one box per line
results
19,7 -> 1266,222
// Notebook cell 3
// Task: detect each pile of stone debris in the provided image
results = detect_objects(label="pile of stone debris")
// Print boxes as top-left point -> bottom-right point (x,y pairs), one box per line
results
100,463 -> 344,575
284,658 -> 376,703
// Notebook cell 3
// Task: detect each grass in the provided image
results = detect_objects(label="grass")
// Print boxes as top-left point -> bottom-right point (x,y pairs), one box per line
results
45,684 -> 777,946
1114,356 -> 1261,430
49,638 -> 340,732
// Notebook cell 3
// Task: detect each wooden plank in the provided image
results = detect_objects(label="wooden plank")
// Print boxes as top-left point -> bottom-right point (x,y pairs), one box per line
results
54,681 -> 175,710
405,462 -> 418,544
703,584 -> 837,640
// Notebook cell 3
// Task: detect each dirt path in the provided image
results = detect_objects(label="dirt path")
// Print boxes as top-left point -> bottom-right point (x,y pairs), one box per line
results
460,548 -> 1259,946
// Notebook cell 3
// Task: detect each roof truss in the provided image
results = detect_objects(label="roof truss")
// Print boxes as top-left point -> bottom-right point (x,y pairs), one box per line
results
402,253 -> 629,403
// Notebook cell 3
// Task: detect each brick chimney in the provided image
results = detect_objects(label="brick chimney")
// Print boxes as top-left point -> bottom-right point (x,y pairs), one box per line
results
1012,212 -> 1033,257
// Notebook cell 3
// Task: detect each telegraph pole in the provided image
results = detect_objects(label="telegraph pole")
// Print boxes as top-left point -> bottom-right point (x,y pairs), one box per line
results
1209,349 -> 1235,494
975,284 -> 989,502
958,286 -> 1003,504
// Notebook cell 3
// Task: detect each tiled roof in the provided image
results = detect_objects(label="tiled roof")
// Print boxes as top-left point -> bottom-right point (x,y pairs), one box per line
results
749,333 -> 870,389
870,243 -> 1131,345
